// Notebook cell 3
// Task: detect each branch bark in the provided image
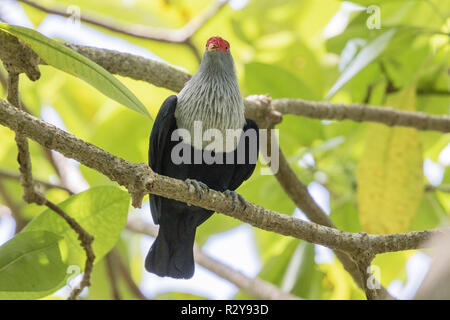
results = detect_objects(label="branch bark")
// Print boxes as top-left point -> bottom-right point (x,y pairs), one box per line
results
1,28 -> 448,300
1,34 -> 448,133
105,252 -> 122,300
273,98 -> 450,133
18,0 -> 226,43
56,46 -> 450,133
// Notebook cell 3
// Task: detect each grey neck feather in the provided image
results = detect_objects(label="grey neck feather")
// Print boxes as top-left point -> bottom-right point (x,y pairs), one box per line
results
175,50 -> 245,152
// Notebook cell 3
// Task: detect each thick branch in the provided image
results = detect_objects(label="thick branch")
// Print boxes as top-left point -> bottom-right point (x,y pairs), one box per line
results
243,95 -> 379,295
18,0 -> 226,44
18,0 -> 228,63
0,31 -> 40,81
65,45 -> 191,93
0,98 -> 447,256
0,168 -> 72,194
62,46 -> 450,133
1,35 -> 448,133
273,99 -> 450,133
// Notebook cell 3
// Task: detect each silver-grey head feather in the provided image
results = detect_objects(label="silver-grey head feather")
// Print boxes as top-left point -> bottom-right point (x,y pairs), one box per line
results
175,46 -> 245,151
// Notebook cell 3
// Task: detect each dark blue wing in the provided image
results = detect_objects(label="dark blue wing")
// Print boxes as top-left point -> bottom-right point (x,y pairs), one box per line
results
148,95 -> 178,224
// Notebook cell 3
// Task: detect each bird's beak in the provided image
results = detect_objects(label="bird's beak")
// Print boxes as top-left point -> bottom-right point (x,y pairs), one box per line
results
207,43 -> 217,52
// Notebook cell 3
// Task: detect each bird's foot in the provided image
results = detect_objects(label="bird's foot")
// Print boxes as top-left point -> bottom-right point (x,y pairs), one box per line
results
224,190 -> 247,212
185,178 -> 209,199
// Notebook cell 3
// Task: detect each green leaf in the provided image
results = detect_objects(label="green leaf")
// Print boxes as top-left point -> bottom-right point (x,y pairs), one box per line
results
244,62 -> 317,100
234,238 -> 299,299
23,186 -> 130,268
357,85 -> 424,234
0,231 -> 67,299
0,24 -> 150,118
290,243 -> 324,299
330,200 -> 361,233
326,29 -> 396,99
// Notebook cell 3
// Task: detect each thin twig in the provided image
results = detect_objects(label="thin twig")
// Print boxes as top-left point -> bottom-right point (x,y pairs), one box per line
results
2,36 -> 448,132
0,180 -> 26,232
44,200 -> 95,300
0,27 -> 447,300
18,0 -> 228,63
425,184 -> 450,193
272,98 -> 450,133
4,72 -> 94,300
245,95 -> 388,297
1,99 -> 446,257
105,252 -> 121,300
110,249 -> 147,300
0,70 -> 78,195
0,168 -> 73,194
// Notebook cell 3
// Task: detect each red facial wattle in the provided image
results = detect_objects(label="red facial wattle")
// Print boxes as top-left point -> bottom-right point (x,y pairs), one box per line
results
206,36 -> 230,52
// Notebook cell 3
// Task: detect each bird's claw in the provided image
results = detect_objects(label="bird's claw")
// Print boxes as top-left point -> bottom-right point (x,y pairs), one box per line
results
185,178 -> 209,199
224,190 -> 247,212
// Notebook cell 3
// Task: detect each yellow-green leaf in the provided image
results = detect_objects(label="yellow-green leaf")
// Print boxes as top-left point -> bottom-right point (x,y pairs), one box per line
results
0,24 -> 150,118
0,231 -> 67,299
357,85 -> 423,234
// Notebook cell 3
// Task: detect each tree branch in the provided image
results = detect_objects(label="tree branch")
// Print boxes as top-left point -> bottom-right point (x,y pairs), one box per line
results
7,72 -> 45,205
110,249 -> 147,300
0,180 -> 26,232
105,252 -> 122,300
243,95 -> 389,297
65,44 -> 191,92
1,98 -> 447,257
425,184 -> 450,193
126,217 -> 301,300
18,0 -> 228,63
1,35 -> 448,133
1,30 -> 448,300
0,168 -> 73,194
3,72 -> 94,300
272,99 -> 450,133
44,200 -> 95,300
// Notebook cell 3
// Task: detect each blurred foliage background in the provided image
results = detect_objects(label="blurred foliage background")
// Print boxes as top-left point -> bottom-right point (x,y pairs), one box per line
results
0,0 -> 449,300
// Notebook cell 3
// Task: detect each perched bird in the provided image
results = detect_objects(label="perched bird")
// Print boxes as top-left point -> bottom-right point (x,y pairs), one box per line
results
146,36 -> 259,279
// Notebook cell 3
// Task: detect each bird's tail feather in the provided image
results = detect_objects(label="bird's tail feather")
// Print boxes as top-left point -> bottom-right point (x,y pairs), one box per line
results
145,225 -> 196,279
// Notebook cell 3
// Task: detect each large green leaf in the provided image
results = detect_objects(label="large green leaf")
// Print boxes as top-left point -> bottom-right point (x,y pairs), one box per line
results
0,24 -> 150,118
23,186 -> 130,268
244,62 -> 316,100
326,29 -> 396,99
357,85 -> 424,234
0,231 -> 67,299
290,243 -> 324,299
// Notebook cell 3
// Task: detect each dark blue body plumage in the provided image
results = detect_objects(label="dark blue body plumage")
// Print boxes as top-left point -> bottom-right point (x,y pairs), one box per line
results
146,95 -> 259,278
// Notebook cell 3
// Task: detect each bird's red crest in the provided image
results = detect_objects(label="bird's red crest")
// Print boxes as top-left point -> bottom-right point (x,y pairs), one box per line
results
206,36 -> 230,52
